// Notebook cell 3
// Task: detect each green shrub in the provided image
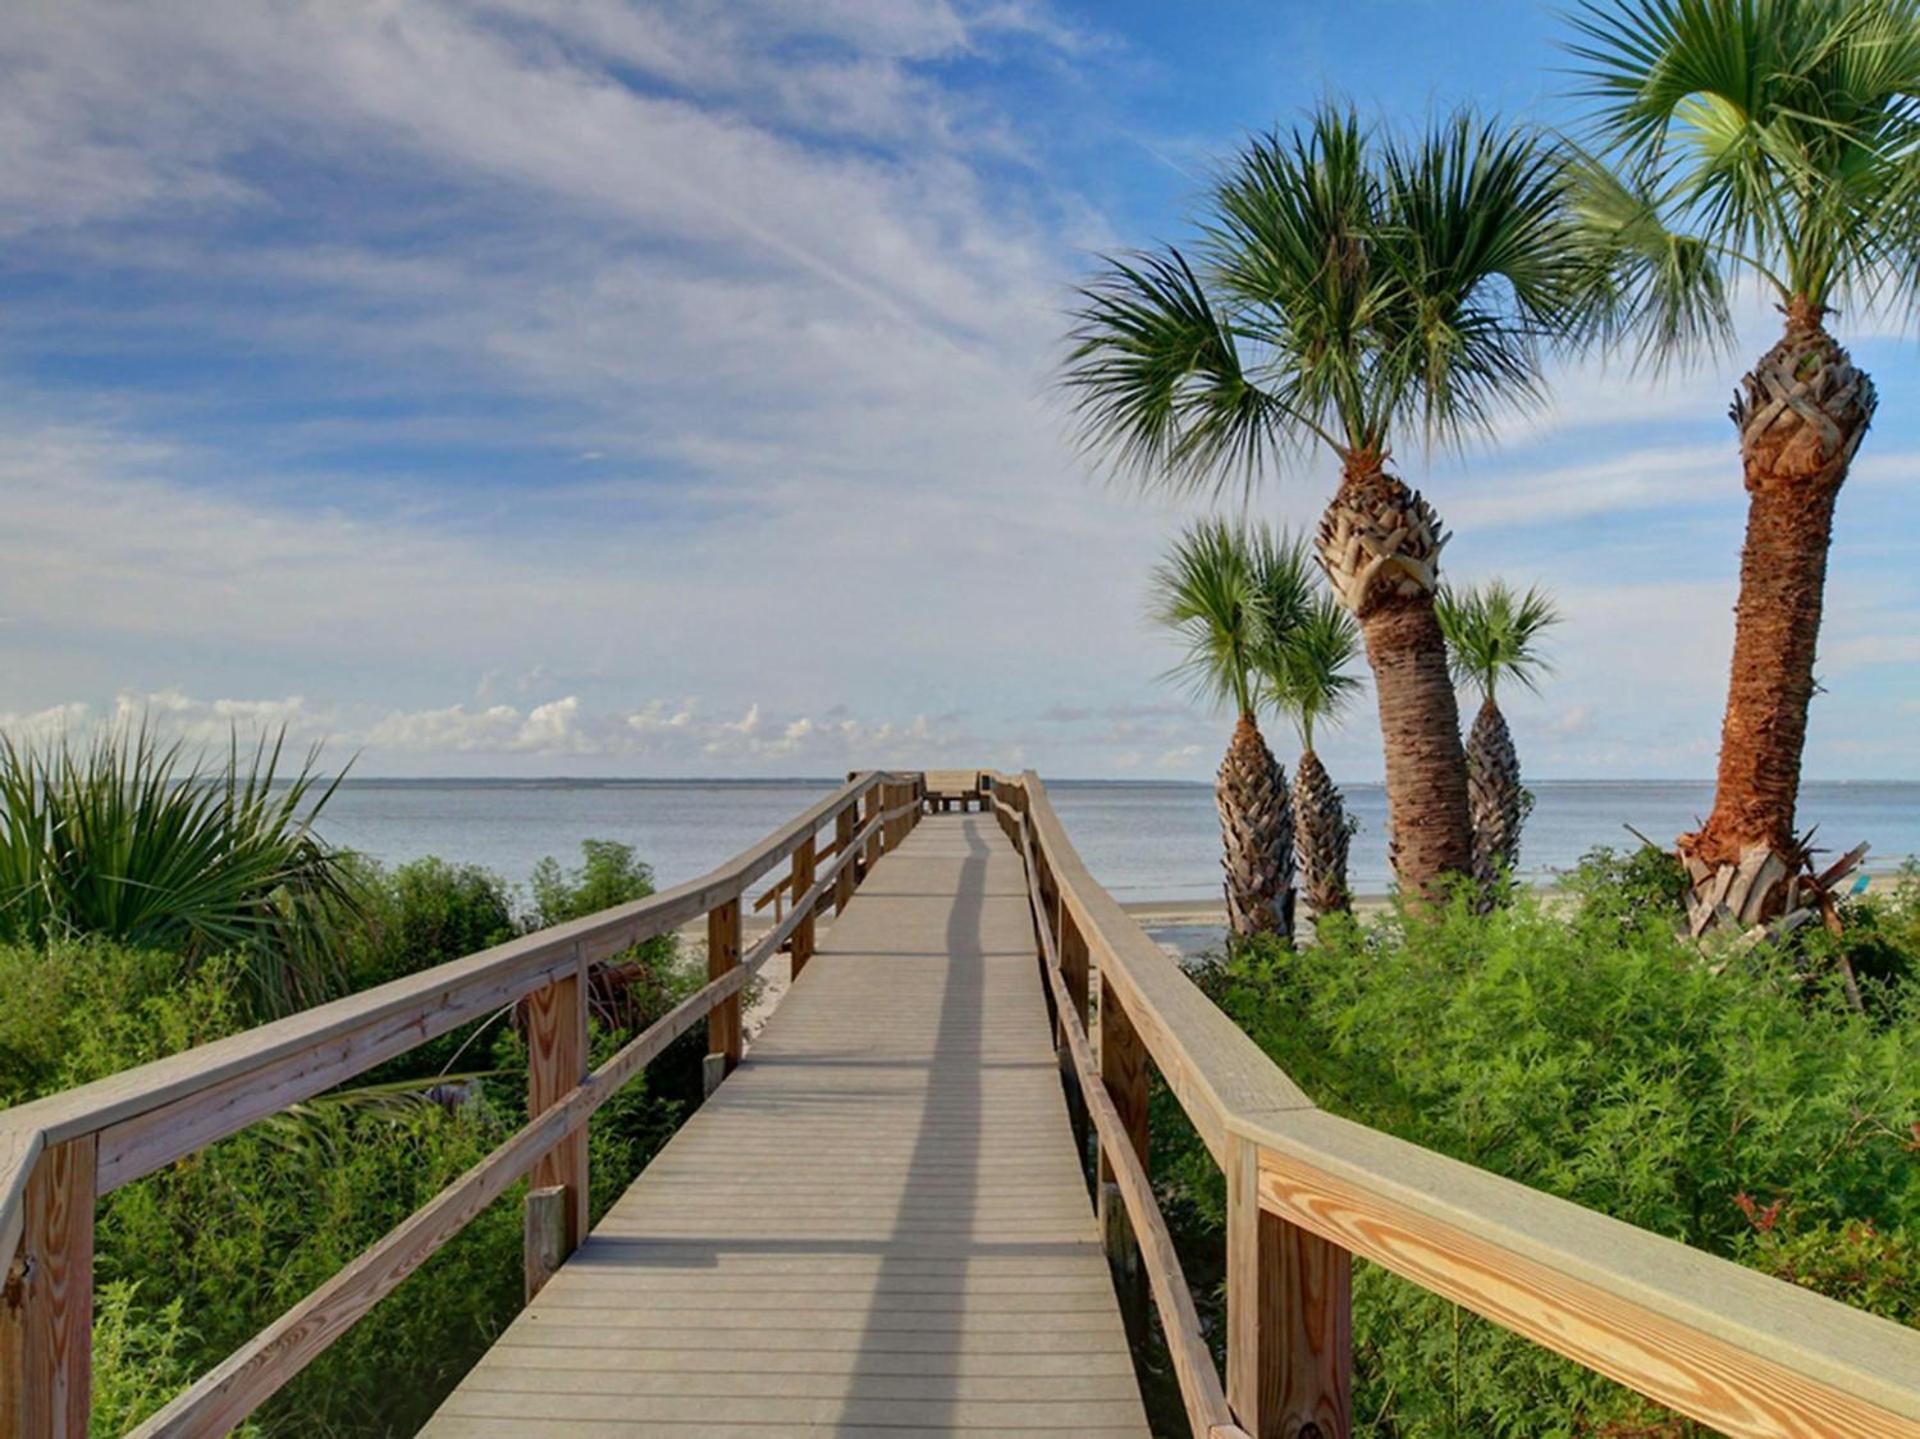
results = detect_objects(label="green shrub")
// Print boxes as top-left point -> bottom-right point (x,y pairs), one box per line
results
528,839 -> 658,927
1167,883 -> 1919,1436
91,1281 -> 231,1438
527,839 -> 680,1028
0,725 -> 356,1015
1,831 -> 695,1437
340,853 -> 518,994
1819,862 -> 1920,992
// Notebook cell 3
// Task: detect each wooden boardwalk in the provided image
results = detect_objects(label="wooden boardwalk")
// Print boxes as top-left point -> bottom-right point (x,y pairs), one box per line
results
420,813 -> 1151,1438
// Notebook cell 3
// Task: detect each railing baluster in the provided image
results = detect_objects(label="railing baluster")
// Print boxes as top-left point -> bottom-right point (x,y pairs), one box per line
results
862,783 -> 882,872
1226,1132 -> 1353,1439
1,1135 -> 95,1439
1057,881 -> 1093,1175
524,951 -> 589,1302
1097,968 -> 1148,1337
834,804 -> 857,914
704,895 -> 743,1098
789,835 -> 817,979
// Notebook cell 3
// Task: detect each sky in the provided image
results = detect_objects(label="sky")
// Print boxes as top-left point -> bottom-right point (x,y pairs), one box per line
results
2,0 -> 1917,781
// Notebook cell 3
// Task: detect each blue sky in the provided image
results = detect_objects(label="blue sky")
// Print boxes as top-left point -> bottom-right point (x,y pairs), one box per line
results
2,0 -> 1916,779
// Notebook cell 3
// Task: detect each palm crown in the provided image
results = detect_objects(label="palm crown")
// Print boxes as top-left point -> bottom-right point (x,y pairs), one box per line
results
1436,581 -> 1563,702
1568,0 -> 1920,351
1147,518 -> 1315,717
1261,595 -> 1363,752
1064,105 -> 1593,487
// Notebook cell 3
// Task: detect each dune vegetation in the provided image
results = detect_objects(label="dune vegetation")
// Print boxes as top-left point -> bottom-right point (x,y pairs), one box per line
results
0,730 -> 693,1436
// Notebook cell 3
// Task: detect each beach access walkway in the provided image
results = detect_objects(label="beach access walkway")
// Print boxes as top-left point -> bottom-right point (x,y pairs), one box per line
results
419,812 -> 1149,1436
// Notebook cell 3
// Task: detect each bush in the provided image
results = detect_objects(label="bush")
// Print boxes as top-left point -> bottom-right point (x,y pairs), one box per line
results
340,853 -> 518,995
0,725 -> 356,1016
528,839 -> 659,927
1,833 -> 695,1437
1167,880 -> 1919,1436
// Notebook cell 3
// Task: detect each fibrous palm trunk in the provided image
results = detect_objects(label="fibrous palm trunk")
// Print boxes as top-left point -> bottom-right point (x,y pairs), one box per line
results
1292,747 -> 1351,923
1217,711 -> 1295,942
1319,461 -> 1473,898
1679,301 -> 1876,934
1465,696 -> 1523,891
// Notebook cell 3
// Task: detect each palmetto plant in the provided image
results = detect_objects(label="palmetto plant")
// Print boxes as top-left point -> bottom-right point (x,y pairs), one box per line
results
1066,105 -> 1594,897
1436,581 -> 1562,889
1262,593 -> 1364,921
0,724 -> 359,1015
1567,0 -> 1920,927
1148,518 -> 1307,939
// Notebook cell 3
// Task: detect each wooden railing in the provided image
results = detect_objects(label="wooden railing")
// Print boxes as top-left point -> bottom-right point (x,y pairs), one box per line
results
0,772 -> 927,1439
984,770 -> 1920,1439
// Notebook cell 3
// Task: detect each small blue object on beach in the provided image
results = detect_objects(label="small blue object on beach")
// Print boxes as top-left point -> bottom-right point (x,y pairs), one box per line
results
1850,874 -> 1871,896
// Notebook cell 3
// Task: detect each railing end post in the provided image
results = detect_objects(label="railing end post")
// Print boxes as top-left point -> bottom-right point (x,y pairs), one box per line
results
1,1135 -> 95,1439
706,896 -> 743,1085
1225,1134 -> 1353,1439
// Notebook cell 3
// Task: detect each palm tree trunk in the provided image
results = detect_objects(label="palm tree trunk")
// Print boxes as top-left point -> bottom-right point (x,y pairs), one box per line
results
1466,696 -> 1523,890
1292,747 -> 1352,922
1679,301 -> 1876,932
1319,461 -> 1473,897
1216,711 -> 1295,941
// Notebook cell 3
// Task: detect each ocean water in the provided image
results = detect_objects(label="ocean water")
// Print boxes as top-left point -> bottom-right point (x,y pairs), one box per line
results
312,778 -> 1920,905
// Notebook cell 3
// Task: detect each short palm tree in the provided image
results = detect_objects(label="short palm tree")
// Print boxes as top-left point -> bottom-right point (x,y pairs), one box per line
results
1262,593 -> 1363,921
1567,0 -> 1920,926
0,723 -> 358,1015
1147,518 -> 1303,939
1436,581 -> 1562,888
1066,105 -> 1593,897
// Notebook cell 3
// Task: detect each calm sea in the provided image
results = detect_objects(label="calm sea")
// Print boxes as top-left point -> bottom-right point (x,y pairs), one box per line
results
313,779 -> 1920,906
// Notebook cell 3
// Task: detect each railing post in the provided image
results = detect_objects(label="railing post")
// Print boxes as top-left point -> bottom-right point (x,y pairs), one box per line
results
790,834 -> 817,979
525,951 -> 589,1302
1057,906 -> 1092,1175
1098,971 -> 1148,1337
834,804 -> 857,914
1226,1133 -> 1352,1439
862,783 -> 883,871
1,1136 -> 95,1439
704,895 -> 742,1097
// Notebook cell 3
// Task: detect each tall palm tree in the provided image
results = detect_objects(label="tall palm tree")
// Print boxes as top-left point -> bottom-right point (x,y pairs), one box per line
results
1436,581 -> 1562,889
1262,593 -> 1364,922
1065,106 -> 1593,898
1148,518 -> 1302,939
1567,0 -> 1920,926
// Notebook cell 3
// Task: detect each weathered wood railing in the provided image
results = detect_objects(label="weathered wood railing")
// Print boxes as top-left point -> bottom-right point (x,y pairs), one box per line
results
984,770 -> 1920,1439
0,771 -> 926,1438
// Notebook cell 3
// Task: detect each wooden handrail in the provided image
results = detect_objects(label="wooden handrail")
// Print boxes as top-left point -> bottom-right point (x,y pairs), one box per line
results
0,773 -> 923,1439
987,769 -> 1920,1439
1011,811 -> 1245,1439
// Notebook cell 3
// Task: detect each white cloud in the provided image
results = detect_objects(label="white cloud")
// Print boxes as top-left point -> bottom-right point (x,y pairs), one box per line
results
0,2 -> 1914,782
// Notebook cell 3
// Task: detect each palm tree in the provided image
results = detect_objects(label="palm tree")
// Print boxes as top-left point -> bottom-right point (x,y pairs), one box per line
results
1436,581 -> 1562,889
1065,106 -> 1593,898
1262,593 -> 1363,922
1148,518 -> 1301,939
1567,0 -> 1920,927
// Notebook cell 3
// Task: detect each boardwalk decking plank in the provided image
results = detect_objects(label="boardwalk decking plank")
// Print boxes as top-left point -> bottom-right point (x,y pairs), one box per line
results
420,815 -> 1149,1438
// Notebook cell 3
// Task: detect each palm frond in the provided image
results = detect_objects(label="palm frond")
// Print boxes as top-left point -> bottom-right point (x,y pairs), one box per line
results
1436,580 -> 1564,701
1260,594 -> 1364,751
1147,517 -> 1282,715
1205,106 -> 1387,453
1373,109 -> 1600,449
1567,0 -> 1920,317
0,719 -> 359,1015
1064,102 -> 1597,480
1564,147 -> 1736,366
1062,249 -> 1292,497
